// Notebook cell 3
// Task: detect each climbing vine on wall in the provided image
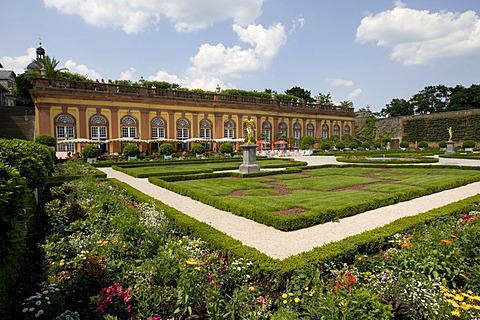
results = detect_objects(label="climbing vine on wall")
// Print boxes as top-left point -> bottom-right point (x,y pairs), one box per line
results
403,114 -> 480,142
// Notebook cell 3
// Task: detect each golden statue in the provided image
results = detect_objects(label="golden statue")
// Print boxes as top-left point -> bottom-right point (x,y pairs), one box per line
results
448,127 -> 453,141
243,119 -> 255,144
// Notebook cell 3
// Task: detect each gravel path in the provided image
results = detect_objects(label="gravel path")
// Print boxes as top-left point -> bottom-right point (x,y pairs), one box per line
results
98,156 -> 480,260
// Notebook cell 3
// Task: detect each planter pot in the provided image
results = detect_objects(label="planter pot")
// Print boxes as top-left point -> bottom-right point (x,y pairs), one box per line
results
464,147 -> 473,152
128,155 -> 137,160
195,153 -> 203,158
164,155 -> 173,160
86,157 -> 97,164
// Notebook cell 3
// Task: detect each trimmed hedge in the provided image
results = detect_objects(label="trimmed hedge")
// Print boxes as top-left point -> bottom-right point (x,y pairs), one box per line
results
110,176 -> 480,278
149,165 -> 480,231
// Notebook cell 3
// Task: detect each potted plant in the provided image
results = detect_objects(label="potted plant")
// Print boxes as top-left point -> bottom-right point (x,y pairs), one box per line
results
82,144 -> 101,163
335,141 -> 345,151
123,144 -> 139,160
400,141 -> 409,150
462,140 -> 475,152
373,141 -> 381,150
348,141 -> 358,150
438,140 -> 447,150
159,143 -> 175,160
219,143 -> 234,156
321,141 -> 331,152
361,141 -> 370,150
190,143 -> 206,158
418,141 -> 428,150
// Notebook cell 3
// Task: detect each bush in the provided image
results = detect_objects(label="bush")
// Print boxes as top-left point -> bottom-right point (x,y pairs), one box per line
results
159,143 -> 175,155
418,141 -> 429,149
320,141 -> 330,151
299,136 -> 316,149
122,144 -> 139,157
438,140 -> 447,148
373,141 -> 381,149
82,145 -> 102,158
219,143 -> 234,154
400,141 -> 409,149
335,142 -> 345,150
34,134 -> 56,147
348,141 -> 358,150
463,140 -> 475,149
361,141 -> 371,149
190,143 -> 206,155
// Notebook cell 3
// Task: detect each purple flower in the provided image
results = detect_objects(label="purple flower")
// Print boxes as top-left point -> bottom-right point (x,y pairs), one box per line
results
380,273 -> 388,282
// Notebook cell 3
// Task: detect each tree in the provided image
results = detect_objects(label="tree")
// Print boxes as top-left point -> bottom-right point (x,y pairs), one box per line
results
380,98 -> 414,117
284,86 -> 314,103
339,100 -> 353,108
314,92 -> 334,106
410,85 -> 450,114
26,55 -> 67,80
299,136 -> 316,149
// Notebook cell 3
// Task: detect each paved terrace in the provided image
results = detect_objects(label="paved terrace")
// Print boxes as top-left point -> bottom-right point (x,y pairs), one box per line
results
98,156 -> 480,260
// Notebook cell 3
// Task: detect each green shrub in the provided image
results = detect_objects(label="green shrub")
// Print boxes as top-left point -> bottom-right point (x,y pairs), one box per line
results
299,136 -> 316,149
463,140 -> 475,149
400,141 -> 409,149
320,141 -> 330,151
373,141 -> 381,149
122,144 -> 139,157
190,143 -> 206,155
81,144 -> 102,158
34,134 -> 56,147
438,140 -> 447,148
335,142 -> 345,150
159,143 -> 175,155
348,141 -> 358,149
219,143 -> 234,154
361,141 -> 371,149
418,141 -> 429,149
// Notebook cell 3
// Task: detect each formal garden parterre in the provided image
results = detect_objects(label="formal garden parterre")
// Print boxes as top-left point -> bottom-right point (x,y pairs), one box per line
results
1,138 -> 480,319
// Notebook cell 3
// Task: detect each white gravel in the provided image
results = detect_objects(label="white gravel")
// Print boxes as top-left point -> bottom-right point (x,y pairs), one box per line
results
98,156 -> 480,260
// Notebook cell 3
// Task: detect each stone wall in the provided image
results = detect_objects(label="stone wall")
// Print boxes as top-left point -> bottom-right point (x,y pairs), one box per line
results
0,105 -> 35,140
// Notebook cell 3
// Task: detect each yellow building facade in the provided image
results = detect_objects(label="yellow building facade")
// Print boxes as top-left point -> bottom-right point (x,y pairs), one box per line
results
31,78 -> 356,155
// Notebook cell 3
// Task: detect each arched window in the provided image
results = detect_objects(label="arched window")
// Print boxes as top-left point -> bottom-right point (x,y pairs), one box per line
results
55,114 -> 75,152
121,116 -> 138,139
90,115 -> 108,141
307,123 -> 315,137
344,124 -> 351,136
151,117 -> 166,139
322,124 -> 329,139
177,118 -> 190,149
262,121 -> 271,143
293,122 -> 301,148
278,122 -> 287,139
333,124 -> 340,137
200,119 -> 212,140
224,120 -> 236,138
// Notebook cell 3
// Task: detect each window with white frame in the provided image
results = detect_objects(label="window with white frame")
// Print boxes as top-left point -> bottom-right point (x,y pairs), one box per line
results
121,116 -> 138,138
224,120 -> 235,138
199,119 -> 212,139
151,117 -> 166,139
307,123 -> 315,137
293,122 -> 301,148
278,122 -> 287,139
333,124 -> 340,137
55,114 -> 75,152
90,115 -> 108,140
262,121 -> 271,143
344,124 -> 351,136
177,118 -> 190,149
322,124 -> 329,139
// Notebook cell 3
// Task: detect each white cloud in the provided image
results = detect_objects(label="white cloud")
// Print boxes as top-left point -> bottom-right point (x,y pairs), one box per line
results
120,67 -> 136,80
189,23 -> 287,78
43,0 -> 263,34
356,2 -> 480,65
348,88 -> 362,101
290,15 -> 305,33
0,48 -> 36,74
326,78 -> 354,87
63,60 -> 102,79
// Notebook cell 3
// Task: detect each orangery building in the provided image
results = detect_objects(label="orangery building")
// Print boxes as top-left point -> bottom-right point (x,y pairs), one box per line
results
30,77 -> 356,155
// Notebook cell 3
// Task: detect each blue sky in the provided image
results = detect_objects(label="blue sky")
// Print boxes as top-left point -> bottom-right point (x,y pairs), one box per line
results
2,0 -> 479,112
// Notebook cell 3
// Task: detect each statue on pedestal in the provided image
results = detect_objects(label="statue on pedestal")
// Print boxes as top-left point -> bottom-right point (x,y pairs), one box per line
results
448,127 -> 453,141
244,119 -> 255,144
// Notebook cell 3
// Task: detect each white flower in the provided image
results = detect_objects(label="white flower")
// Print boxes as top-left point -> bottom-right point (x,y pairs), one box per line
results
35,309 -> 44,317
35,300 -> 41,305
29,307 -> 35,312
22,308 -> 28,312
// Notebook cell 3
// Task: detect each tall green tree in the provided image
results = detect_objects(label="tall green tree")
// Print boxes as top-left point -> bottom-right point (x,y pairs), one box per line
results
380,98 -> 414,117
284,86 -> 314,103
26,55 -> 67,80
314,92 -> 334,106
410,85 -> 450,114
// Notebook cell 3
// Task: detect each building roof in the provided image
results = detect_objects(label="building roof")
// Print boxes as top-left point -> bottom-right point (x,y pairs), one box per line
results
0,70 -> 16,79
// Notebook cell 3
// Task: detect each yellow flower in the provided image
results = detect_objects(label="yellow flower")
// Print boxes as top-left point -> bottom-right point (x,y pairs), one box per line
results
294,297 -> 301,303
282,293 -> 288,299
185,258 -> 197,265
288,292 -> 293,296
59,259 -> 65,267
283,300 -> 287,304
451,309 -> 461,317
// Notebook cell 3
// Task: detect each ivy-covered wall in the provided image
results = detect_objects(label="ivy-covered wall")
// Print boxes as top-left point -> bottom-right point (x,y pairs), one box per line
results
374,109 -> 480,143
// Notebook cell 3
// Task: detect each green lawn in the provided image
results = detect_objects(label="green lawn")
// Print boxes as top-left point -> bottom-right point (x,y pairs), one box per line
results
119,158 -> 303,177
168,166 -> 480,230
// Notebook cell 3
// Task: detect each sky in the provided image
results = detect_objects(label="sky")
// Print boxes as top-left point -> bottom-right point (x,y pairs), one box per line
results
1,0 -> 479,112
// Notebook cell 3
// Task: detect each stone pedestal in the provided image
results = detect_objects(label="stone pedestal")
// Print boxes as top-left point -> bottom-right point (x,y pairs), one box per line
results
239,144 -> 260,173
445,141 -> 455,154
